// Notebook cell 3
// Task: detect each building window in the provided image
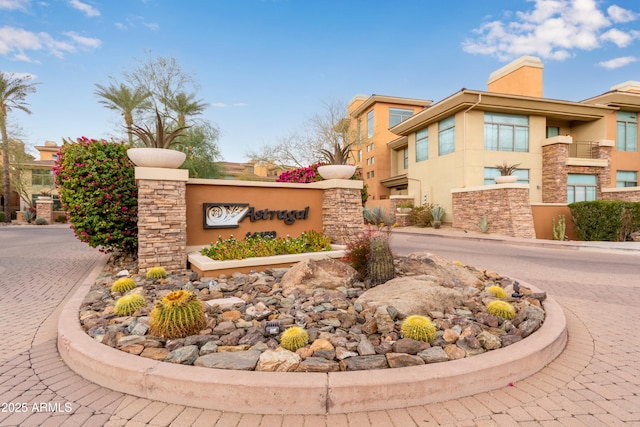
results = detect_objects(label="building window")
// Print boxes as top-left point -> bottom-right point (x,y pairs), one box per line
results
51,153 -> 58,161
367,110 -> 374,138
403,147 -> 409,169
416,128 -> 428,162
371,170 -> 375,178
438,116 -> 455,155
371,156 -> 375,164
616,111 -> 638,152
546,127 -> 560,138
366,171 -> 370,179
567,174 -> 597,203
616,170 -> 638,187
484,112 -> 529,152
32,169 -> 54,187
357,119 -> 362,142
358,150 -> 362,162
484,168 -> 529,185
389,108 -> 413,127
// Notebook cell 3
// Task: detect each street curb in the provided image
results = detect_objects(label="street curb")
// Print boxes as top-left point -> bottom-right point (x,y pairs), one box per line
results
58,262 -> 567,415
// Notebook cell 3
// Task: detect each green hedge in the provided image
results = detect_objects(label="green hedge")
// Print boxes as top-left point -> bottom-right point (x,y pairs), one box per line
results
569,200 -> 640,241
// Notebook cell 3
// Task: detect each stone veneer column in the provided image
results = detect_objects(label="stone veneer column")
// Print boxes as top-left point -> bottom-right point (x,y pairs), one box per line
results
452,185 -> 536,239
320,179 -> 364,244
35,196 -> 53,224
135,167 -> 189,274
541,137 -> 570,203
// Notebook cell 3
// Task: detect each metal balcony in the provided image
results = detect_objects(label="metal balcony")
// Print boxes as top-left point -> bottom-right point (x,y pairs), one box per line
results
568,141 -> 599,159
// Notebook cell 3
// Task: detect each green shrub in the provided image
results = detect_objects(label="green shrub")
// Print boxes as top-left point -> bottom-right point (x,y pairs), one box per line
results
201,230 -> 331,261
0,211 -> 4,222
408,203 -> 434,227
54,137 -> 138,254
569,201 -> 640,241
344,231 -> 372,279
34,217 -> 48,225
55,214 -> 67,223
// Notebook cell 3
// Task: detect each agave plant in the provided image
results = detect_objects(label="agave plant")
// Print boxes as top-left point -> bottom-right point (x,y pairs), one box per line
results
495,161 -> 521,176
319,141 -> 353,165
130,109 -> 190,149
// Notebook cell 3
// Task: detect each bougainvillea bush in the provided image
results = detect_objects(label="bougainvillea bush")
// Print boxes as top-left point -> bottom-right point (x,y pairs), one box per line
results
276,162 -> 323,183
54,137 -> 138,254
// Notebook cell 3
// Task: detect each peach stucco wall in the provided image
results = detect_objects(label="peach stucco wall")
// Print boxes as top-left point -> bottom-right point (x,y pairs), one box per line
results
186,182 -> 324,247
531,204 -> 578,240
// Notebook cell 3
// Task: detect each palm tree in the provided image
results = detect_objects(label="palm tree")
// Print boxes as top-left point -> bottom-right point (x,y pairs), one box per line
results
162,92 -> 207,128
94,82 -> 151,145
0,71 -> 38,223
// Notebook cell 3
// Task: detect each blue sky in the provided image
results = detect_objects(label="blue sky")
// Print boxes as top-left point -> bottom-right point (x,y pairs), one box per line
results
1,0 -> 640,162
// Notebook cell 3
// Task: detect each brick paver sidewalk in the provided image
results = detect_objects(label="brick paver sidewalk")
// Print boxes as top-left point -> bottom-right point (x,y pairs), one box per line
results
1,226 -> 639,426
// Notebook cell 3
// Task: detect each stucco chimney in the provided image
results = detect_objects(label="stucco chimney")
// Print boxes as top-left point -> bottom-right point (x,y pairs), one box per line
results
487,56 -> 544,97
611,81 -> 640,94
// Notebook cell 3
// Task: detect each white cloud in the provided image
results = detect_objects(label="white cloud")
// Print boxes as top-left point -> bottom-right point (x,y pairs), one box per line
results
211,103 -> 227,108
114,16 -> 159,31
0,25 -> 100,61
608,5 -> 637,23
233,103 -> 248,107
1,71 -> 36,80
598,56 -> 637,69
67,0 -> 99,17
601,28 -> 635,47
64,31 -> 101,48
463,0 -> 639,61
0,0 -> 29,11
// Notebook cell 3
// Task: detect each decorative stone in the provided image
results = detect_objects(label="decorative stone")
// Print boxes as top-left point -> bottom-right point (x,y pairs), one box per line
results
120,344 -> 144,355
256,348 -> 301,372
374,306 -> 395,334
501,335 -> 523,347
165,345 -> 199,365
444,344 -> 466,360
296,357 -> 340,372
443,328 -> 460,343
477,331 -> 502,350
339,355 -> 389,371
140,347 -> 170,360
392,338 -> 427,355
280,259 -> 360,295
205,297 -> 246,310
386,353 -> 425,368
310,339 -> 334,352
194,351 -> 261,370
335,347 -> 358,360
199,341 -> 218,355
418,347 -> 450,363
218,345 -> 250,352
357,337 -> 376,356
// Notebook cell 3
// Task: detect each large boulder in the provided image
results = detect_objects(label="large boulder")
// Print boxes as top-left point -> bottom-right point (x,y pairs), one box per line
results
356,275 -> 464,317
280,258 -> 360,296
396,252 -> 482,288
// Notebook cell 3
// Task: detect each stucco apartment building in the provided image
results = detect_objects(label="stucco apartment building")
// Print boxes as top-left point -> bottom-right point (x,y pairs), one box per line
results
350,56 -> 640,222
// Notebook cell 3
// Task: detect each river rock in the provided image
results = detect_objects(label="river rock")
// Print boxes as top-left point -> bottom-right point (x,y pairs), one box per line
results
165,345 -> 199,365
194,350 -> 261,370
418,347 -> 449,363
296,357 -> 340,372
386,353 -> 425,368
339,355 -> 389,371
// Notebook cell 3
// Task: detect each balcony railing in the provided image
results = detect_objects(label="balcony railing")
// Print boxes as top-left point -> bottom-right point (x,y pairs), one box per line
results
568,141 -> 599,159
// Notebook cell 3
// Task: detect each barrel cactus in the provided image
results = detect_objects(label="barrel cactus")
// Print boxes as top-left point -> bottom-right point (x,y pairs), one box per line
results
146,266 -> 167,280
486,300 -> 516,320
367,236 -> 395,286
114,294 -> 146,316
149,290 -> 206,339
280,326 -> 309,352
486,285 -> 507,299
111,277 -> 137,293
400,315 -> 437,343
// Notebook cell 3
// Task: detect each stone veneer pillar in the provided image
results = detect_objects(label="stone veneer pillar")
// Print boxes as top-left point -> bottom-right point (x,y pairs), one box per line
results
541,136 -> 570,203
452,185 -> 536,239
320,179 -> 364,244
135,167 -> 189,274
35,196 -> 53,224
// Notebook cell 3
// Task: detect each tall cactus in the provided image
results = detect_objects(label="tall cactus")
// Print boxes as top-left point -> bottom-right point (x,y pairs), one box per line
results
552,214 -> 566,241
367,236 -> 395,286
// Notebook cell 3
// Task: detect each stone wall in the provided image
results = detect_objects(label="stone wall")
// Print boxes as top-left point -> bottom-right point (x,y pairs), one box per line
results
601,188 -> 640,201
452,185 -> 536,238
136,168 -> 189,274
35,196 -> 53,224
542,142 -> 569,203
322,185 -> 365,244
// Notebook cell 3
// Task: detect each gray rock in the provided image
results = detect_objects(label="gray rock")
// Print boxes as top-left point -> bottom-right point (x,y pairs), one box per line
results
418,347 -> 450,363
280,258 -> 360,296
501,334 -> 523,347
357,337 -> 377,356
393,338 -> 427,355
194,350 -> 261,370
386,353 -> 425,368
117,335 -> 146,347
339,355 -> 389,371
296,357 -> 340,372
396,252 -> 482,288
199,341 -> 218,355
165,345 -> 199,365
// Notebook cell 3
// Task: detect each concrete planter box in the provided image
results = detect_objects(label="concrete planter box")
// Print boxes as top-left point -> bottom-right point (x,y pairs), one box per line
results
187,245 -> 347,277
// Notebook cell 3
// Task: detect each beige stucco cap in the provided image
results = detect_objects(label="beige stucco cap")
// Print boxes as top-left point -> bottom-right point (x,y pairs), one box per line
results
488,56 -> 544,85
